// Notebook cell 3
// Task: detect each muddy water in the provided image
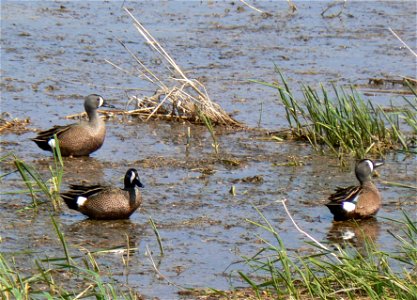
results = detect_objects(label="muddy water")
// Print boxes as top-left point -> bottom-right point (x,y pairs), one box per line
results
1,1 -> 416,299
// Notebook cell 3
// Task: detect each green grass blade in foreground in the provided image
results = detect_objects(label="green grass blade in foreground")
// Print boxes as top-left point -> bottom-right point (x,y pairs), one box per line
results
240,207 -> 417,299
0,152 -> 17,179
49,134 -> 64,209
381,180 -> 417,189
51,216 -> 74,266
238,271 -> 262,298
197,108 -> 220,155
14,158 -> 48,206
149,217 -> 164,255
0,153 -> 42,202
1,224 -> 141,299
8,137 -> 64,210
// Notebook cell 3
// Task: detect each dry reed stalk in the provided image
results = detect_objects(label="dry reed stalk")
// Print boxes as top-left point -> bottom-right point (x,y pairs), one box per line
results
279,199 -> 342,263
239,0 -> 265,13
388,27 -> 417,58
102,7 -> 245,128
104,7 -> 244,128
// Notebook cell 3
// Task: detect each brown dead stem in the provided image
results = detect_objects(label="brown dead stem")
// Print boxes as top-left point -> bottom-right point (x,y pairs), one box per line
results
104,7 -> 244,128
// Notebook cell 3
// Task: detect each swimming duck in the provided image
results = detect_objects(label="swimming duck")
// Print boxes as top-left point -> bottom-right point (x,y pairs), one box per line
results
61,168 -> 144,220
326,159 -> 384,221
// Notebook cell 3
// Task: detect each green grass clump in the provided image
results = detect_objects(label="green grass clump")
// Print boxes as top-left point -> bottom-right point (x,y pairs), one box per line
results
255,68 -> 416,158
1,135 -> 64,210
197,108 -> 220,155
240,208 -> 417,299
0,217 -> 141,300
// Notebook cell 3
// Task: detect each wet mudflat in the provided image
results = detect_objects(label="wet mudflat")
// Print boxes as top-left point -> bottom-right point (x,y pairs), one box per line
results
1,1 -> 416,299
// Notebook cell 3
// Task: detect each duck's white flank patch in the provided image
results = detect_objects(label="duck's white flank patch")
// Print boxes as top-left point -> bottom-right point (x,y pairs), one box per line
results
76,196 -> 88,207
48,139 -> 56,148
365,159 -> 373,172
130,171 -> 136,183
342,201 -> 356,212
342,230 -> 355,240
98,97 -> 104,107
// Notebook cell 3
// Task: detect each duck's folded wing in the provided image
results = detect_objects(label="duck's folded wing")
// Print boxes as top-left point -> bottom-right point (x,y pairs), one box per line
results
32,125 -> 74,141
328,185 -> 361,204
60,184 -> 106,201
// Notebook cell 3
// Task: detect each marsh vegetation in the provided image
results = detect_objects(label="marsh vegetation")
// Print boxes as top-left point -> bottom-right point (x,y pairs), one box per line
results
256,69 -> 416,159
1,1 -> 416,299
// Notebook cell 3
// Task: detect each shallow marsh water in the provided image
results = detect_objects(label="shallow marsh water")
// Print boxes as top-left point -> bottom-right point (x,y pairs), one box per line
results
1,1 -> 416,299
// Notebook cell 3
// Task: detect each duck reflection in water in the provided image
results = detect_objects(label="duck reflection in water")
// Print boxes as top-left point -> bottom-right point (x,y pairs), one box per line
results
61,156 -> 107,183
64,219 -> 143,252
326,218 -> 381,250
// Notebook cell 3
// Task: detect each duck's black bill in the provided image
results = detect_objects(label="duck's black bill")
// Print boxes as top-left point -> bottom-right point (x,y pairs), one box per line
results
102,100 -> 116,108
136,179 -> 145,188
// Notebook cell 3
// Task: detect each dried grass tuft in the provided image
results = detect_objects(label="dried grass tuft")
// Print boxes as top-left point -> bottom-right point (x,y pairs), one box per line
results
0,115 -> 30,134
105,8 -> 244,128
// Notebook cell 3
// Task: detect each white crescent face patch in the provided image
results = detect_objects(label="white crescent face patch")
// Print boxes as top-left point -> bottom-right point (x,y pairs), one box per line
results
130,171 -> 136,183
342,201 -> 356,212
365,159 -> 373,172
76,196 -> 88,207
98,96 -> 104,107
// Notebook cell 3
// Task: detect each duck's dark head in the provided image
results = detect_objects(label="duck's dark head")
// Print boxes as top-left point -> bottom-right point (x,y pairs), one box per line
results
355,159 -> 384,184
124,168 -> 145,189
84,94 -> 114,112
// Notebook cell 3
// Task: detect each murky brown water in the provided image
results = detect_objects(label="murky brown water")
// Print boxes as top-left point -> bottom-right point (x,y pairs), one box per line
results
1,1 -> 416,299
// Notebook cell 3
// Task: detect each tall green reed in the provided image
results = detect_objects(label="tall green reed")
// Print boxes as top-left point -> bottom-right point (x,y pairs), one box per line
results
254,68 -> 416,158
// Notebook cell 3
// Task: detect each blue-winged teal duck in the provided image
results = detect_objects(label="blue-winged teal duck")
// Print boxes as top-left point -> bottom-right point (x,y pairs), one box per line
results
326,159 -> 384,221
32,94 -> 113,157
61,169 -> 144,220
